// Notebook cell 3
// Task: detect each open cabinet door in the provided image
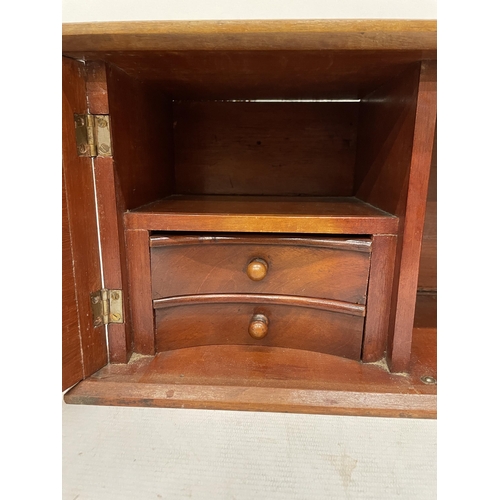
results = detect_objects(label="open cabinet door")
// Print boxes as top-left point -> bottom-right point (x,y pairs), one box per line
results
62,56 -> 107,390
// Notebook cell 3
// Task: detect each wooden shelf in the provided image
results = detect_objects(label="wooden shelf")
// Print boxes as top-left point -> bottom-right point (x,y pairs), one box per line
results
65,294 -> 436,418
124,195 -> 398,234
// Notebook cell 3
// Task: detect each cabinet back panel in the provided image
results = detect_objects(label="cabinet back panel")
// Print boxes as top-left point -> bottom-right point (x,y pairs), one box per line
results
174,102 -> 359,196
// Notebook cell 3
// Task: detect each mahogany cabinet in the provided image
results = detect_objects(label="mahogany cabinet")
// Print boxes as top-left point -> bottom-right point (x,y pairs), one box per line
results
62,20 -> 437,417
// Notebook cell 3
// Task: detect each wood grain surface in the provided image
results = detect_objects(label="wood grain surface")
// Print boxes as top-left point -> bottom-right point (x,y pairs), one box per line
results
153,294 -> 365,316
362,234 -> 397,362
62,20 -> 437,53
62,168 -> 84,390
62,57 -> 107,384
105,64 -> 174,210
154,297 -> 365,359
386,61 -> 436,373
85,60 -> 133,363
84,60 -> 109,114
125,195 -> 399,234
354,61 -> 436,372
65,50 -> 435,100
354,63 -> 421,215
65,294 -> 436,417
150,234 -> 371,304
125,229 -> 155,355
173,101 -> 358,195
418,131 -> 437,291
94,156 -> 132,363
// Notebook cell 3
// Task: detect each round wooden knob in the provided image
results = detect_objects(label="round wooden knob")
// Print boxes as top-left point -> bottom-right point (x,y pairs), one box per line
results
248,314 -> 269,339
246,258 -> 268,281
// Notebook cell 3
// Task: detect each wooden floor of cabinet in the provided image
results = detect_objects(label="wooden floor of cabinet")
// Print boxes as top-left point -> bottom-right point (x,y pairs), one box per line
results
65,294 -> 436,418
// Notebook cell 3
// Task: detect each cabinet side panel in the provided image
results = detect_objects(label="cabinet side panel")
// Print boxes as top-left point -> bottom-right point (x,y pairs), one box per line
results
62,57 -> 107,379
354,63 -> 420,215
105,64 -> 174,210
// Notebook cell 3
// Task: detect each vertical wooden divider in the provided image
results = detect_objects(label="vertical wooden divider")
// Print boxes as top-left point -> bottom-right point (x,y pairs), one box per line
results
94,158 -> 133,362
355,61 -> 436,372
86,61 -> 133,363
362,234 -> 397,362
387,61 -> 437,372
126,229 -> 155,355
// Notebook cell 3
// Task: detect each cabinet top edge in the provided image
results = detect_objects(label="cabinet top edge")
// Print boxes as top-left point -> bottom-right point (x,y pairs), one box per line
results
62,20 -> 437,53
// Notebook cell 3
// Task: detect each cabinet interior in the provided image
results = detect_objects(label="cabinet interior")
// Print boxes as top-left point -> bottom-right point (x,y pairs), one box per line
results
63,40 -> 436,416
98,50 -> 423,231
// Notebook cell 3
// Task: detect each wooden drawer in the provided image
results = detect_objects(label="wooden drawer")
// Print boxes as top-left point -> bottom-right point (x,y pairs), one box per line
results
150,234 -> 372,304
154,294 -> 365,360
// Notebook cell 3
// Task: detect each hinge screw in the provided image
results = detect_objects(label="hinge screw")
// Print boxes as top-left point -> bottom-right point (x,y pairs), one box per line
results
420,375 -> 437,385
111,313 -> 121,322
111,292 -> 120,300
99,144 -> 110,154
94,317 -> 102,327
92,295 -> 100,304
97,117 -> 107,128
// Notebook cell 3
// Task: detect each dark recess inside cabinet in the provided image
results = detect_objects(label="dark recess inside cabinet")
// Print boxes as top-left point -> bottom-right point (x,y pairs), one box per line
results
63,38 -> 436,416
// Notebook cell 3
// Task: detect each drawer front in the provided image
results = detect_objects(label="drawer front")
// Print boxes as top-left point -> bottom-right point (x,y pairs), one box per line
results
150,235 -> 371,304
154,295 -> 365,360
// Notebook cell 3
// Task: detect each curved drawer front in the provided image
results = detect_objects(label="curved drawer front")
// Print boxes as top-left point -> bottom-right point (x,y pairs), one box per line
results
154,294 -> 365,360
150,234 -> 372,304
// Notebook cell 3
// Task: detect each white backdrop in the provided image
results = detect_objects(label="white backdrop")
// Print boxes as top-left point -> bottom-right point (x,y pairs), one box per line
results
62,0 -> 437,23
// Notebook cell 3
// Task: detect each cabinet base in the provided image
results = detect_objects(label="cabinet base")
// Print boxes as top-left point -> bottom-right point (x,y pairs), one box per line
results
65,295 -> 436,418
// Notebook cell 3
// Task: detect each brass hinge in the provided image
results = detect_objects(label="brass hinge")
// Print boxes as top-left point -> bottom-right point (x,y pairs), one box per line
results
74,114 -> 112,157
90,289 -> 123,328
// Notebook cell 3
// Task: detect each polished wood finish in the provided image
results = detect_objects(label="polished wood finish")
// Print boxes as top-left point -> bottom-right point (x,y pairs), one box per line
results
150,234 -> 372,251
125,230 -> 155,355
355,61 -> 436,372
62,168 -> 83,390
62,23 -> 437,415
387,61 -> 436,373
154,296 -> 365,360
105,64 -> 174,210
150,234 -> 371,304
62,20 -> 436,53
418,132 -> 437,291
174,102 -> 358,195
65,50 -> 435,100
64,294 -> 436,418
94,157 -> 132,363
85,61 -> 132,363
153,294 -> 365,316
85,60 -> 109,114
362,234 -> 397,362
62,57 -> 107,384
248,314 -> 269,339
94,62 -> 176,360
126,195 -> 399,234
354,63 -> 420,214
246,259 -> 268,281
149,232 -> 372,253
